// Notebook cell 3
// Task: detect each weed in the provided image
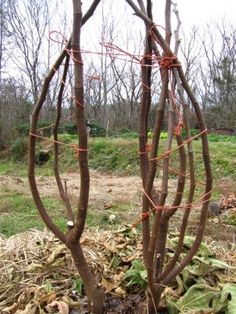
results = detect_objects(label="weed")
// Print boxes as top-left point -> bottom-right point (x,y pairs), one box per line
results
72,278 -> 84,295
124,259 -> 147,289
88,138 -> 139,175
227,214 -> 236,226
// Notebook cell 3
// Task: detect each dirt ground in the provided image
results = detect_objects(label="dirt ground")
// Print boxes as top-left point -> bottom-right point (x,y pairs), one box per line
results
0,170 -> 143,204
1,170 -> 235,246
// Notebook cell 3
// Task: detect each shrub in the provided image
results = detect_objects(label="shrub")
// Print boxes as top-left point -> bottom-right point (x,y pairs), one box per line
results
119,130 -> 138,139
16,121 -> 52,137
58,134 -> 78,143
36,150 -> 50,165
181,128 -> 199,139
11,138 -> 28,161
16,123 -> 30,136
64,123 -> 77,135
89,123 -> 106,137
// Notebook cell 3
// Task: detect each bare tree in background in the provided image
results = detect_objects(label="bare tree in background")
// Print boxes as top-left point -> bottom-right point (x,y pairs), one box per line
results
0,0 -> 8,145
109,43 -> 142,130
84,4 -> 117,129
7,0 -> 51,102
201,22 -> 236,129
0,79 -> 32,143
0,0 -> 7,83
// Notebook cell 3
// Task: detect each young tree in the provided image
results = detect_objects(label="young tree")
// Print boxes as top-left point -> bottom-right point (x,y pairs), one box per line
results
28,1 -> 104,313
0,0 -> 8,146
125,1 -> 212,312
28,1 -> 212,313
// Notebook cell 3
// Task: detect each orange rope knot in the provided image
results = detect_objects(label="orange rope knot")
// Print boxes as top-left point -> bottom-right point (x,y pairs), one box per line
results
174,121 -> 184,136
146,143 -> 152,152
65,48 -> 84,65
139,143 -> 152,155
73,146 -> 88,158
142,212 -> 150,220
131,211 -> 150,228
158,55 -> 181,69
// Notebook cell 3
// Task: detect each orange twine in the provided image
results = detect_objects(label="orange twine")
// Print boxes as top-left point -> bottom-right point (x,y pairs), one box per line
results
132,189 -> 212,228
150,129 -> 208,162
29,132 -> 88,158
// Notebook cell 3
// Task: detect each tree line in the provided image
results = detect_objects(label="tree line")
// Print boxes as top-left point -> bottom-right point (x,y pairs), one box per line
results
0,0 -> 235,147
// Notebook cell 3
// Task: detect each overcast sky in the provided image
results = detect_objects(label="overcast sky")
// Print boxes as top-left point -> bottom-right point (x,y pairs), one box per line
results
79,0 -> 236,47
176,0 -> 235,29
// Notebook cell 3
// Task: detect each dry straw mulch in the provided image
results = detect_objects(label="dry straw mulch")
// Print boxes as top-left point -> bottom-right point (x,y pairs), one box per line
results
0,227 -> 142,314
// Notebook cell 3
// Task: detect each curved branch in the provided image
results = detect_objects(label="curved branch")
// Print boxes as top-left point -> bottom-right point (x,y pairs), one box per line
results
28,0 -> 102,243
53,54 -> 74,223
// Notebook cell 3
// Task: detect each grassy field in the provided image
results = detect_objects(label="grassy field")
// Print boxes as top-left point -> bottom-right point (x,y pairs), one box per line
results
0,134 -> 236,237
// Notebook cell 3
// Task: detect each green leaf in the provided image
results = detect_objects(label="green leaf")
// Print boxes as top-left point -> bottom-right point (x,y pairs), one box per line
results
170,236 -> 213,257
131,259 -> 146,271
124,259 -> 147,288
166,296 -> 179,314
221,283 -> 236,314
193,256 -> 235,270
176,283 -> 221,312
72,278 -> 83,295
43,281 -> 53,293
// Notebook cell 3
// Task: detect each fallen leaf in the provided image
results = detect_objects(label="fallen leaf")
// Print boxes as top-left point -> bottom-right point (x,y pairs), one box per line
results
46,300 -> 69,314
101,278 -> 116,292
114,287 -> 126,296
2,302 -> 19,314
15,303 -> 37,314
37,291 -> 56,305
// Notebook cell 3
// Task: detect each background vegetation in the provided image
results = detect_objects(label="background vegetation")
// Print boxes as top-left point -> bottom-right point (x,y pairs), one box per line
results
0,131 -> 236,237
0,0 -> 235,150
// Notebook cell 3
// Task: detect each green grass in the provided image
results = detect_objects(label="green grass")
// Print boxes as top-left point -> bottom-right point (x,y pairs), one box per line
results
87,201 -> 134,230
0,192 -> 67,237
88,138 -> 139,175
0,134 -> 235,236
0,160 -> 29,177
1,134 -> 235,179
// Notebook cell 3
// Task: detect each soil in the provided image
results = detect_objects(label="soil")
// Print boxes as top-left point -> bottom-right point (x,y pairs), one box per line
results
0,170 -> 235,244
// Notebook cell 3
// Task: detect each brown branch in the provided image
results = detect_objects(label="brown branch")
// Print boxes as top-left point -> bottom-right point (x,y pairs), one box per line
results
159,105 -> 195,281
125,0 -> 172,54
67,2 -> 88,242
126,2 -> 212,312
66,1 -> 104,313
53,54 -> 74,223
28,0 -> 102,242
165,0 -> 172,45
172,2 -> 182,54
28,51 -> 68,244
161,67 -> 212,285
